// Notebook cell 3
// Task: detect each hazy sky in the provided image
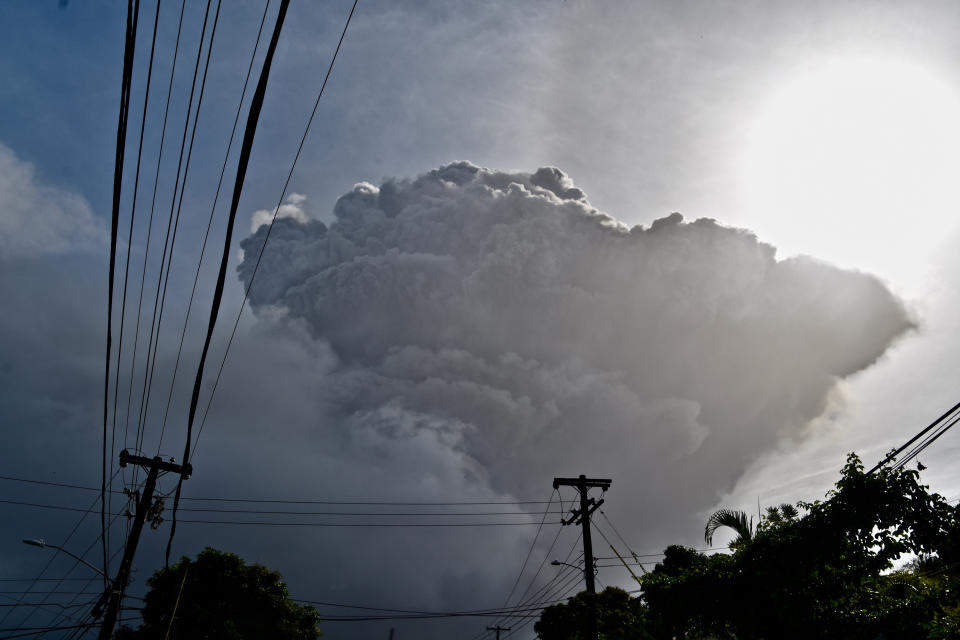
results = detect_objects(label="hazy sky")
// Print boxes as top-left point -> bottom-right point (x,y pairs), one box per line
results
2,2 -> 960,639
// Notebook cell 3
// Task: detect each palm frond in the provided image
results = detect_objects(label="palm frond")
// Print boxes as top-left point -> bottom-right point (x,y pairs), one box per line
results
779,503 -> 799,520
704,508 -> 754,546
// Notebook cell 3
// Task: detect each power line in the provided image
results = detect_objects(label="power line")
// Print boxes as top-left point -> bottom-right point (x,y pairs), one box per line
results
0,474 -> 114,629
0,473 -> 552,505
191,0 -> 360,459
11,508 -> 125,637
126,0 -> 187,477
155,0 -> 272,458
1,498 -> 565,518
136,0 -> 215,459
109,0 -> 161,585
499,491 -> 558,612
173,519 -> 565,528
165,0 -> 293,566
868,399 -> 960,474
473,534 -> 582,640
104,0 -> 141,594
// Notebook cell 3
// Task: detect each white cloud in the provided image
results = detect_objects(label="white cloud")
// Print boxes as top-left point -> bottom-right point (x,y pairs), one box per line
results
0,142 -> 105,259
249,192 -> 309,232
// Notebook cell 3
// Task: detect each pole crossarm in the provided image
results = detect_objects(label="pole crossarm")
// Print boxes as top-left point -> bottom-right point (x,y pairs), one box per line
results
119,449 -> 192,477
562,498 -> 605,526
553,477 -> 611,490
487,625 -> 511,640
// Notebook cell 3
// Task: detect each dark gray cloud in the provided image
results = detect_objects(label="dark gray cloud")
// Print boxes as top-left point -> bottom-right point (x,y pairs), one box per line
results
237,162 -> 914,549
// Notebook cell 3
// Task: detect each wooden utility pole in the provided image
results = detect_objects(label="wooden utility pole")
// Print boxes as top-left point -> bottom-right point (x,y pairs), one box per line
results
552,475 -> 611,640
487,625 -> 511,640
97,450 -> 191,640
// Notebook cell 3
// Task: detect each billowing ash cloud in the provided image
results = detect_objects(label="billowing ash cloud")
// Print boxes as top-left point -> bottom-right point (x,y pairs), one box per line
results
237,162 -> 913,543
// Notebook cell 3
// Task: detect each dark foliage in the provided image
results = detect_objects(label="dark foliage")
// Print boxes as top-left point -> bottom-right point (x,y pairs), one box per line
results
642,454 -> 960,639
535,587 -> 653,640
114,547 -> 320,640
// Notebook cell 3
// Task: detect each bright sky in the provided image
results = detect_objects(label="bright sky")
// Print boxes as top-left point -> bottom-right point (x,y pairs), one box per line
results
2,1 -> 960,638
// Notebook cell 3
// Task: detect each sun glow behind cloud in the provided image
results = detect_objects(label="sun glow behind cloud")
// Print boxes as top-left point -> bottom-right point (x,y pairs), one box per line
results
739,57 -> 960,290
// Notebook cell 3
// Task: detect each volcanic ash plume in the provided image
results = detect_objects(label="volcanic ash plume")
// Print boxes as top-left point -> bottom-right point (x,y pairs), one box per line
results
238,162 -> 913,541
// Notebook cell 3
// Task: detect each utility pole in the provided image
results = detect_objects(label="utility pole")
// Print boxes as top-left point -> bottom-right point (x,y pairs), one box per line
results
97,450 -> 191,640
553,475 -> 611,640
487,625 -> 511,640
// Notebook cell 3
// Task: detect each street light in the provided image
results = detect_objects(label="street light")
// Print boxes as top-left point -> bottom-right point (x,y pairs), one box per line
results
22,538 -> 108,579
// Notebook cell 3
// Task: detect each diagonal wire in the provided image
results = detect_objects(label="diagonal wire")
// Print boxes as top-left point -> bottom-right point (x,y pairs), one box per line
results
165,0 -> 294,566
3,471 -> 121,633
134,0 -> 215,460
500,490 -> 558,610
191,0 -> 360,459
104,0 -> 140,592
125,0 -> 187,474
109,0 -> 160,582
156,0 -> 271,455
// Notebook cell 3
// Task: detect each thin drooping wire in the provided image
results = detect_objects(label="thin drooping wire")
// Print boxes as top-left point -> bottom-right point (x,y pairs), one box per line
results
156,0 -> 271,455
0,498 -> 562,519
507,541 -> 583,620
103,0 -> 140,591
472,533 -> 582,640
293,596 -> 578,618
31,542 -> 124,639
598,510 -> 637,558
134,0 -> 215,460
500,490 -> 558,611
502,522 -> 567,621
1,471 -> 120,631
0,473 -> 552,505
500,565 -> 586,640
165,0 -> 292,566
0,624 -> 97,639
109,0 -> 160,584
485,525 -> 567,637
192,0 -> 360,458
173,518 -> 561,528
868,399 -> 960,474
124,0 -> 187,465
593,521 -> 641,576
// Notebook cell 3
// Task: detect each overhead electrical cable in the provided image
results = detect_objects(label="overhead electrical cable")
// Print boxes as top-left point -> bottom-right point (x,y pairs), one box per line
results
124,0 -> 187,468
499,490 -> 558,612
191,0 -> 359,458
498,524 -> 567,628
891,410 -> 960,472
0,487 -> 105,628
2,475 -> 121,634
0,473 -> 551,505
174,519 -> 563,528
147,0 -> 225,451
109,0 -> 161,577
134,0 -> 215,459
38,545 -> 125,639
471,534 -> 582,640
499,568 -> 585,640
156,0 -> 272,457
0,498 -> 562,518
164,0 -> 291,566
868,399 -> 960,474
103,0 -> 140,592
